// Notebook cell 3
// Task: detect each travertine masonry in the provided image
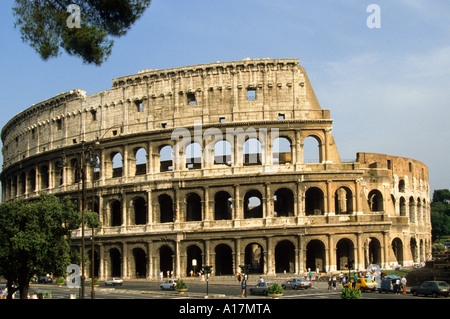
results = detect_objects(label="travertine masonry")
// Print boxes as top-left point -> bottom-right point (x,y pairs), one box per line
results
1,58 -> 431,279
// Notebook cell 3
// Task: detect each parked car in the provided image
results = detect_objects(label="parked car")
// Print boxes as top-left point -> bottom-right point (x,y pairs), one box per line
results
160,279 -> 177,290
344,277 -> 377,292
281,278 -> 312,290
249,282 -> 273,296
38,276 -> 53,284
410,281 -> 449,298
104,278 -> 123,286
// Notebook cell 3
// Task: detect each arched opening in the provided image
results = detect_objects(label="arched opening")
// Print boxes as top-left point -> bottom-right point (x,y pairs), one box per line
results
334,186 -> 353,214
336,238 -> 355,271
186,245 -> 202,276
29,168 -> 36,191
111,152 -> 123,178
109,248 -> 122,277
214,140 -> 232,166
132,197 -> 147,225
245,243 -> 264,274
40,165 -> 49,189
215,244 -> 233,275
158,194 -> 174,223
275,240 -> 295,273
409,196 -> 416,222
110,200 -> 122,226
159,145 -> 173,172
392,238 -> 404,266
305,187 -> 324,215
306,240 -> 325,272
186,192 -> 202,221
88,249 -> 100,279
243,138 -> 262,165
71,158 -> 80,183
244,190 -> 263,219
365,237 -> 382,268
159,245 -> 174,277
410,238 -> 418,263
303,135 -> 321,163
214,191 -> 232,220
133,248 -> 147,278
398,180 -> 405,192
368,189 -> 383,212
135,147 -> 147,175
186,142 -> 202,169
400,197 -> 406,216
274,188 -> 294,217
273,137 -> 292,164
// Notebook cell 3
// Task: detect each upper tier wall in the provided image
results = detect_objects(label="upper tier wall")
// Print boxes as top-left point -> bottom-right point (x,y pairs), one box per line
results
1,58 -> 330,168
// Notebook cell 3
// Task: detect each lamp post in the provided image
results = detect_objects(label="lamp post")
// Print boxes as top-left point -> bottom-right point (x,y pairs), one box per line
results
202,266 -> 212,296
58,142 -> 97,299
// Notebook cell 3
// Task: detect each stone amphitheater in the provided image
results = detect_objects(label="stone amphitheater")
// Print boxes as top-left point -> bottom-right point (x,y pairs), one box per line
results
1,58 -> 431,279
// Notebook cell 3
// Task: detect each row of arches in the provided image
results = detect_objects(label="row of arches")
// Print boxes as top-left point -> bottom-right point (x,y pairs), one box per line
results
101,186 -> 361,227
87,236 -> 427,279
3,135 -> 325,200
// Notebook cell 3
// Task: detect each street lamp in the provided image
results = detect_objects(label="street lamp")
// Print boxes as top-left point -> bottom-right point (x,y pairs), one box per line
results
202,266 -> 212,296
239,264 -> 250,297
58,142 -> 97,299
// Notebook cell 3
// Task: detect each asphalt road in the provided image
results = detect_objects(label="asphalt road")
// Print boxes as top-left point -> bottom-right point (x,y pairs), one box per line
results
21,279 -> 434,300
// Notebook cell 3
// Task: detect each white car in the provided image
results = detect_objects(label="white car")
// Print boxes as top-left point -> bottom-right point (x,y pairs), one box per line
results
160,279 -> 177,290
104,278 -> 123,286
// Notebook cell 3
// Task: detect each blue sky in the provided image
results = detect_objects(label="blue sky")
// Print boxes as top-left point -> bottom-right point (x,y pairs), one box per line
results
0,0 -> 448,193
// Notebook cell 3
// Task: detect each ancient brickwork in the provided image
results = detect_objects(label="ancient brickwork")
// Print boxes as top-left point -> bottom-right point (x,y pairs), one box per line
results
1,59 -> 431,279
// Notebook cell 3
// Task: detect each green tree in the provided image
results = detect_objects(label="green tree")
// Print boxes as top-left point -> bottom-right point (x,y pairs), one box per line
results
430,189 -> 450,241
13,0 -> 152,65
0,194 -> 85,299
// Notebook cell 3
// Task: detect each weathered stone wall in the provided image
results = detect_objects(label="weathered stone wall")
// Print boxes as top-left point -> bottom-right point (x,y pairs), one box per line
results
0,59 -> 431,279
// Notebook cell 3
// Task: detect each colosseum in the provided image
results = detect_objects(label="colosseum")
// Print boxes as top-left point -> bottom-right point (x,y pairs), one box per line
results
1,58 -> 431,280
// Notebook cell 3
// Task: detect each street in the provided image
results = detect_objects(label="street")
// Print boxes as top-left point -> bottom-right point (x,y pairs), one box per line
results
13,277 -> 438,300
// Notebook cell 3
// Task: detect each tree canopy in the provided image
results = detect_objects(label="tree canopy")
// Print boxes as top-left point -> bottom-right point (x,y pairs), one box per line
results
431,189 -> 450,241
0,194 -> 91,299
13,0 -> 152,65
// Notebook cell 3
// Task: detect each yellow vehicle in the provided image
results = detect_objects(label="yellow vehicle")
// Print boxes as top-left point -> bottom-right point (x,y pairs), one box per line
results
344,277 -> 378,292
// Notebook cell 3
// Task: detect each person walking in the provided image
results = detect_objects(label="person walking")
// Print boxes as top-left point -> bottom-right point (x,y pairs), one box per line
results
241,280 -> 246,297
332,276 -> 337,290
401,276 -> 407,294
328,277 -> 332,290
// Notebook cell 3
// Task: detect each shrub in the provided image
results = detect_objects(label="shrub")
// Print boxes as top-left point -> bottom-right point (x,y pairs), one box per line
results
175,279 -> 187,290
268,283 -> 284,295
341,287 -> 361,299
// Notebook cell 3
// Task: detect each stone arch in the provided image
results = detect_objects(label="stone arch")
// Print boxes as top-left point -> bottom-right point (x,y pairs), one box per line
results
243,137 -> 262,165
186,245 -> 203,276
159,145 -> 173,172
392,237 -> 404,266
131,196 -> 147,225
275,240 -> 295,273
134,147 -> 147,175
108,247 -> 122,277
108,199 -> 122,226
305,187 -> 324,215
274,187 -> 294,217
334,186 -> 353,214
186,142 -> 202,169
336,238 -> 355,271
158,193 -> 174,223
273,136 -> 292,164
244,242 -> 264,274
400,196 -> 407,216
364,237 -> 382,268
368,189 -> 383,212
244,189 -> 263,219
214,190 -> 232,220
302,134 -> 322,163
159,245 -> 174,277
132,247 -> 147,278
186,192 -> 202,221
305,239 -> 326,272
214,139 -> 232,166
215,244 -> 234,275
111,151 -> 123,178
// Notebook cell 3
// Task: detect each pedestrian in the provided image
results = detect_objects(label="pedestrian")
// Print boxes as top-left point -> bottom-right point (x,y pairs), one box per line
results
401,276 -> 407,294
259,276 -> 264,283
328,277 -> 332,290
332,276 -> 337,290
241,280 -> 246,297
394,279 -> 400,294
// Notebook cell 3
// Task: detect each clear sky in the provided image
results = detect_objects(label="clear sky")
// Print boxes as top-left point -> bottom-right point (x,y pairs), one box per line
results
0,0 -> 448,194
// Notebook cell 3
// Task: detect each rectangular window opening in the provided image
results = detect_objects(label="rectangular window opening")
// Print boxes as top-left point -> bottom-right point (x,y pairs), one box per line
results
247,88 -> 256,101
187,92 -> 196,105
278,113 -> 285,120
